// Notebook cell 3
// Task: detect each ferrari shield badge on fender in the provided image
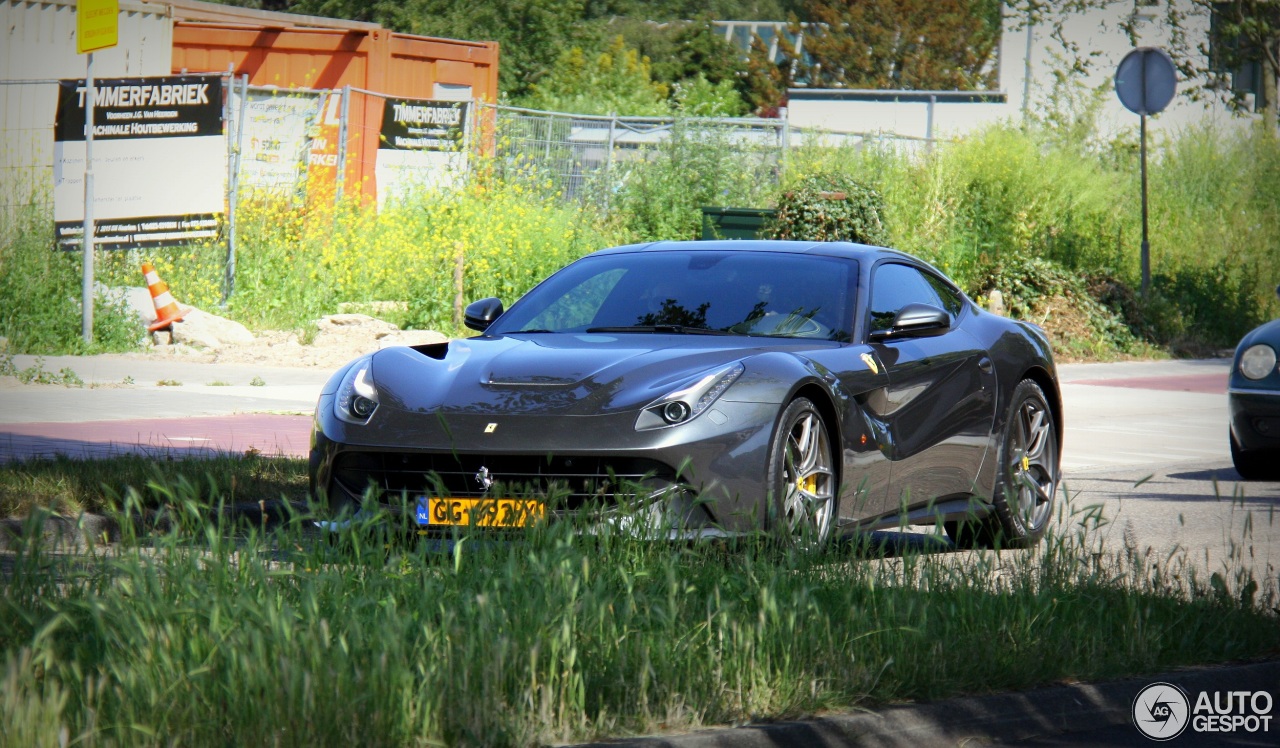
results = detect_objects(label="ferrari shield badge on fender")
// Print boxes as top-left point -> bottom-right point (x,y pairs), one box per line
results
484,423 -> 498,433
860,353 -> 880,375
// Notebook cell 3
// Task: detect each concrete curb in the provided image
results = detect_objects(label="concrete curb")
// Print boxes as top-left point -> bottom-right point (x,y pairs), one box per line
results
574,659 -> 1280,747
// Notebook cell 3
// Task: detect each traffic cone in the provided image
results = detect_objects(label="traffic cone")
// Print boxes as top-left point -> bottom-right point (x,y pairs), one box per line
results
141,262 -> 186,332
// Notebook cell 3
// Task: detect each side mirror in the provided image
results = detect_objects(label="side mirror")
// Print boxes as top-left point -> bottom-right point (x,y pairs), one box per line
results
464,297 -> 504,332
869,302 -> 951,341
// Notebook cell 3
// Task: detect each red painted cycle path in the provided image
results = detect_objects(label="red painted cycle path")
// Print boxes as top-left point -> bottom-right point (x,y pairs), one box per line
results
0,414 -> 314,463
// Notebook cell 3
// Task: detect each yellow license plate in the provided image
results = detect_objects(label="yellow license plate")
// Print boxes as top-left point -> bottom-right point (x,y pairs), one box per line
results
416,498 -> 545,528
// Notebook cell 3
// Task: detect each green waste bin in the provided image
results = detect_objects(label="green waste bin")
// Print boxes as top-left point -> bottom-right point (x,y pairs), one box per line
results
700,207 -> 776,240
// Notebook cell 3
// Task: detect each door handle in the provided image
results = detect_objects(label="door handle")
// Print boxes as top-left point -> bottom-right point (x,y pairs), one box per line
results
978,357 -> 993,374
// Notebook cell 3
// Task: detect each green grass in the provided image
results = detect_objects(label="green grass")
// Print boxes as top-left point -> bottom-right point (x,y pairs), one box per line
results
0,454 -> 308,518
0,464 -> 1276,746
0,207 -> 143,355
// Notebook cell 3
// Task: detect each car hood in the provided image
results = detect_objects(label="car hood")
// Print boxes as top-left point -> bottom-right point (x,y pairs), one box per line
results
367,333 -> 814,416
1238,318 -> 1280,350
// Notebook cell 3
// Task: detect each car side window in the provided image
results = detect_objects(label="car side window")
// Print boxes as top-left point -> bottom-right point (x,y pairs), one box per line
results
921,271 -> 964,318
868,262 -> 945,333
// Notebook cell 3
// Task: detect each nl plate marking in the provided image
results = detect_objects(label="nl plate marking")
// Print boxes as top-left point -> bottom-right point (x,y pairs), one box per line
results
416,497 -> 545,528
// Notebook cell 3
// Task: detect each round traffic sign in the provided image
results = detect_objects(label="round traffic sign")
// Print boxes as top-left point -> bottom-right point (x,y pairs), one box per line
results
1116,47 -> 1177,115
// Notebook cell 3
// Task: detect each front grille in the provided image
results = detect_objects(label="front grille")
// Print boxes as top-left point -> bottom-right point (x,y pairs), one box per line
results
331,451 -> 677,511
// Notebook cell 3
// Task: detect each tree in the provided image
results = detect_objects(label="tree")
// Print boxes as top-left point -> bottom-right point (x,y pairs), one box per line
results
744,32 -> 789,114
1183,0 -> 1280,131
582,1 -> 801,21
609,15 -> 746,88
517,37 -> 672,115
790,0 -> 1002,90
405,0 -> 588,98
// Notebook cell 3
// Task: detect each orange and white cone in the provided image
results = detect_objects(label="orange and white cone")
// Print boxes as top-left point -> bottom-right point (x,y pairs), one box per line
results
141,262 -> 186,332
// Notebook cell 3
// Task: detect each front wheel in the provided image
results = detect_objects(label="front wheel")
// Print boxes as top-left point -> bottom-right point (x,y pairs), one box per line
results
950,379 -> 1059,549
767,398 -> 836,549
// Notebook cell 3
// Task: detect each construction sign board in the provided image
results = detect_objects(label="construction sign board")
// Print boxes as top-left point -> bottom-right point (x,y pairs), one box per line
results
53,75 -> 226,250
236,89 -> 321,196
77,0 -> 119,54
375,98 -> 469,209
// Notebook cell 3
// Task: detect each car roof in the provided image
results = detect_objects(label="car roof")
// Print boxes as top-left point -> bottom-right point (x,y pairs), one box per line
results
592,239 -> 913,263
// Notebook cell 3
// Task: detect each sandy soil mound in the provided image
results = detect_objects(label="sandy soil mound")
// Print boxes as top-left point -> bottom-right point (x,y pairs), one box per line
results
134,309 -> 448,370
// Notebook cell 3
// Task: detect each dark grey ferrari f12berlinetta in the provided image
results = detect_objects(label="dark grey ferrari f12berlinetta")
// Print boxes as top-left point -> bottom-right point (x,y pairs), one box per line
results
310,240 -> 1062,548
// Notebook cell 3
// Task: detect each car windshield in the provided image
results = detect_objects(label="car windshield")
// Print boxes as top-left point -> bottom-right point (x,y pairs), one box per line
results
490,251 -> 856,342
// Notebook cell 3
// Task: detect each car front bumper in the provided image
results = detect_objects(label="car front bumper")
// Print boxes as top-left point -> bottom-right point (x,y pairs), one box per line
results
309,395 -> 783,535
1228,387 -> 1280,452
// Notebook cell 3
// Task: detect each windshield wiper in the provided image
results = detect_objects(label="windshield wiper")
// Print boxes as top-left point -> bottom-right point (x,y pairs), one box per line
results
586,325 -> 735,336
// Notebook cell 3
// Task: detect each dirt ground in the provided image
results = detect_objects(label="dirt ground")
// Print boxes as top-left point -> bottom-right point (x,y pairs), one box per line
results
130,314 -> 449,370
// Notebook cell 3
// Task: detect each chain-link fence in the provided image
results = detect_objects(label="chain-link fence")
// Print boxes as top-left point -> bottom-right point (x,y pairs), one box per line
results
483,104 -> 794,208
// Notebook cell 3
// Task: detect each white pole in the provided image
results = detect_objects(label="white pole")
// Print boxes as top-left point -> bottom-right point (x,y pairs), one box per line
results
82,51 -> 96,344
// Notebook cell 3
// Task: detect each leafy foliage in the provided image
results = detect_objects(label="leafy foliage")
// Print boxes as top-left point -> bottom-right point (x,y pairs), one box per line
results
0,207 -> 143,355
770,173 -> 889,245
744,31 -> 789,115
672,74 -> 749,116
972,256 -> 1144,358
789,0 -> 1002,90
518,37 -> 671,115
609,16 -> 745,89
609,122 -> 780,240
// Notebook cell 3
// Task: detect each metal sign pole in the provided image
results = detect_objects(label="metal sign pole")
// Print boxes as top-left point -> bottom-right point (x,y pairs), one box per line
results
1115,47 -> 1175,299
82,51 -> 96,344
1140,112 -> 1150,296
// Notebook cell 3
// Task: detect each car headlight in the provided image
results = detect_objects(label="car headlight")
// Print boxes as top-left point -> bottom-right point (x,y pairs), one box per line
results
1240,344 -> 1278,381
636,362 -> 744,431
335,357 -> 379,423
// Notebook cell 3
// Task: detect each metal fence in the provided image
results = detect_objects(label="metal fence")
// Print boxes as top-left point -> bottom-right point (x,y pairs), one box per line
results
482,104 -> 796,207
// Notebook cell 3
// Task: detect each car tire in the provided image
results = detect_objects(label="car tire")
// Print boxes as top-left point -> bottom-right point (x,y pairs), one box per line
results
1231,430 -> 1279,480
767,397 -> 836,549
949,378 -> 1058,549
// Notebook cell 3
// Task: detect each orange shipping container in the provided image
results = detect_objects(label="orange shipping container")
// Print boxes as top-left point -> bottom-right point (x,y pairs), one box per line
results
168,1 -> 499,203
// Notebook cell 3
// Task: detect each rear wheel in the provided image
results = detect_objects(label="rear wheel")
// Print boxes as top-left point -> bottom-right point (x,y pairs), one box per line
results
767,398 -> 836,549
1231,430 -> 1280,480
949,379 -> 1058,549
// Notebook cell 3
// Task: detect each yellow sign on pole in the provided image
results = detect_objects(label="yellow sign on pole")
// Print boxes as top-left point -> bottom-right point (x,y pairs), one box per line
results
77,0 -> 119,54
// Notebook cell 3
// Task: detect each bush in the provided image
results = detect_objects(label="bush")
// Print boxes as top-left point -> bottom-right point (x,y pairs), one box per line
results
0,205 -> 143,354
971,255 -> 1144,360
769,173 -> 888,245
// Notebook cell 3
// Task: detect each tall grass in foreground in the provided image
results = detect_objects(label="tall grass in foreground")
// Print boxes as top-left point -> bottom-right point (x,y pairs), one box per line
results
2,480 -> 1276,747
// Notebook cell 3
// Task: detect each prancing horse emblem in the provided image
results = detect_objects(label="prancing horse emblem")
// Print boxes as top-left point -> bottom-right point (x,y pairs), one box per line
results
475,466 -> 494,491
484,422 -> 498,433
